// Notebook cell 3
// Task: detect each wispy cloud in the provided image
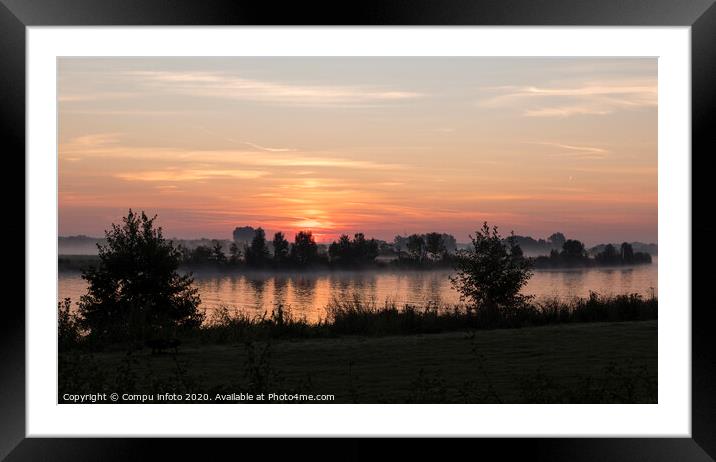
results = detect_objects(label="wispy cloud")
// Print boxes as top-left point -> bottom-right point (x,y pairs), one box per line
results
115,168 -> 268,182
532,142 -> 607,154
240,141 -> 296,153
125,71 -> 423,107
523,106 -> 612,117
67,132 -> 122,147
479,79 -> 657,117
61,133 -> 404,172
235,155 -> 402,170
60,133 -> 123,160
530,141 -> 609,159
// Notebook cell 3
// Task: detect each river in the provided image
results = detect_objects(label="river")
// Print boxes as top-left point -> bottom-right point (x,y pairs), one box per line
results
58,259 -> 657,323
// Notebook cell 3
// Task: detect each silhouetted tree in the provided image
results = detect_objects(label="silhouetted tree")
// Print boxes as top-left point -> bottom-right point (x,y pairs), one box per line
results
329,234 -> 353,264
561,239 -> 587,259
548,232 -> 566,249
272,232 -> 290,263
425,232 -> 446,259
190,245 -> 213,265
229,242 -> 242,265
379,241 -> 396,256
233,226 -> 255,243
245,228 -> 269,267
291,231 -> 318,266
596,243 -> 620,265
58,298 -> 80,351
352,233 -> 379,264
78,210 -> 203,343
441,233 -> 458,253
511,237 -> 525,259
211,240 -> 227,265
450,222 -> 533,316
328,233 -> 379,266
393,235 -> 408,252
633,251 -> 652,264
176,243 -> 191,264
406,234 -> 426,262
621,242 -> 634,264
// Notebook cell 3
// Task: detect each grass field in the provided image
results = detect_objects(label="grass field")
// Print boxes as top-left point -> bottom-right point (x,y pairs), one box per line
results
59,320 -> 657,403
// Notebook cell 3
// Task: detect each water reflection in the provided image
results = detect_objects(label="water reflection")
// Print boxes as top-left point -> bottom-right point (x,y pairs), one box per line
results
59,261 -> 657,323
273,277 -> 288,308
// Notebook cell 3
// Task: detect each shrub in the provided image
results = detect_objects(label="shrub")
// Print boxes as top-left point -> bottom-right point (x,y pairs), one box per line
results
450,222 -> 533,319
78,209 -> 204,344
58,297 -> 82,351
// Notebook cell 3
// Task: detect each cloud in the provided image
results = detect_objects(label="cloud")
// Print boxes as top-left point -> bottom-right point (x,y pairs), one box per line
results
60,133 -> 123,159
532,142 -> 607,154
530,142 -> 609,159
60,134 -> 403,171
235,155 -> 402,170
523,106 -> 612,117
115,169 -> 268,182
479,79 -> 657,117
240,141 -> 296,153
67,133 -> 122,147
125,71 -> 423,106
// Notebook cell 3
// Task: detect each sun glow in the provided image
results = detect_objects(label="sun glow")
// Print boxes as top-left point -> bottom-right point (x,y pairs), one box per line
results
58,57 -> 657,245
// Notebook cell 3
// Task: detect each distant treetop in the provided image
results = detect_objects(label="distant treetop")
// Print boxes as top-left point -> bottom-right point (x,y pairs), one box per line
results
232,226 -> 256,243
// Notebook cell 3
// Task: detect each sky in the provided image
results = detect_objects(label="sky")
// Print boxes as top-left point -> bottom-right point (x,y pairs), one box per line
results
58,57 -> 657,245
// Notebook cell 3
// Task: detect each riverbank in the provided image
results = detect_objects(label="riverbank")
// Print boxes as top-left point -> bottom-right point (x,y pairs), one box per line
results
59,320 -> 657,403
60,292 -> 658,348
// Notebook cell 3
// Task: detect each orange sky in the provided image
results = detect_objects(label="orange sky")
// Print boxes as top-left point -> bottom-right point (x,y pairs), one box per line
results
58,58 -> 657,245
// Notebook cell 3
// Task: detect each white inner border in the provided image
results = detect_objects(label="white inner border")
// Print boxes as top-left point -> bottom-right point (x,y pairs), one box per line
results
27,27 -> 690,437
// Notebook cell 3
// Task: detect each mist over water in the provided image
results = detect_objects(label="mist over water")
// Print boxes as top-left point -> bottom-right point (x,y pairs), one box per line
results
59,259 -> 657,323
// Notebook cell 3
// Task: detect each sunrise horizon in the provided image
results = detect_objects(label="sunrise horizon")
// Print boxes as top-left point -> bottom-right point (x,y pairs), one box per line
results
57,219 -> 656,248
59,57 -> 657,246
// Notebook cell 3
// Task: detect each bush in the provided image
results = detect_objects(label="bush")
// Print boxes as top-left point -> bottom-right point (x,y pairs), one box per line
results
450,222 -> 533,317
78,210 -> 204,344
58,298 -> 82,351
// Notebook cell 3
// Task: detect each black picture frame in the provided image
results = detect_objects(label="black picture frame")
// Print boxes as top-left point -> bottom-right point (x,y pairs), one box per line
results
3,0 -> 714,459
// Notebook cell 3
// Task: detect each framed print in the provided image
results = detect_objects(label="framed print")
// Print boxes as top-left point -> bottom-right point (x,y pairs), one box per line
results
4,0 -> 715,459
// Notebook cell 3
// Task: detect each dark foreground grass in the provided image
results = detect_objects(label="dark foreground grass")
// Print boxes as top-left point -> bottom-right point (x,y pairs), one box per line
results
182,292 -> 657,343
59,320 -> 657,403
60,293 -> 657,348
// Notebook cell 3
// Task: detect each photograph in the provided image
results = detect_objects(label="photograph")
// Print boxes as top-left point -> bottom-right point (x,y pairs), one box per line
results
56,56 -> 659,405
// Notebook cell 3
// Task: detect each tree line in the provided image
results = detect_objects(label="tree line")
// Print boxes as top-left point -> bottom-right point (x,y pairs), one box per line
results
175,228 -> 460,269
533,239 -> 652,268
175,228 -> 652,271
175,228 -> 325,269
